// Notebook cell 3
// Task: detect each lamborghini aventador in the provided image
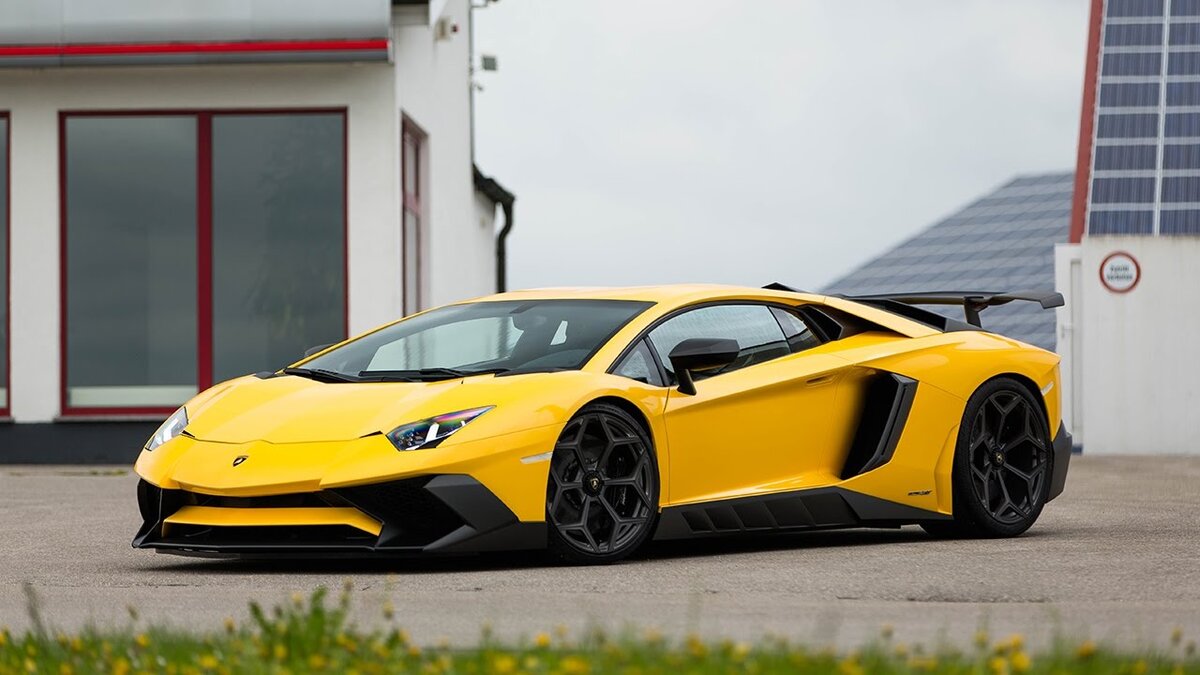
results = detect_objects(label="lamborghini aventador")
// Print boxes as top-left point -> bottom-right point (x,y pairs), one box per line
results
133,284 -> 1071,563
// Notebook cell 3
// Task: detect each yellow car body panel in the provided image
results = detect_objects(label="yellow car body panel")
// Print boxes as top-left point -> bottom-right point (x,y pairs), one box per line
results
132,283 -> 1070,557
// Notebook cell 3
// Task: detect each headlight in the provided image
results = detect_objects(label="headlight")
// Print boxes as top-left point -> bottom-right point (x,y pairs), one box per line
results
386,407 -> 493,451
145,407 -> 188,452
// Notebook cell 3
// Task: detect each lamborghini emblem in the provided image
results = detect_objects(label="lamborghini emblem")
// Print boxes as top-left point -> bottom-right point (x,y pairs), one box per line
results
232,455 -> 248,467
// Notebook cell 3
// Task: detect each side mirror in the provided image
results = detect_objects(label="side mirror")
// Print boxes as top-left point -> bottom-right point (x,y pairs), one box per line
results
668,338 -> 740,395
304,343 -> 336,358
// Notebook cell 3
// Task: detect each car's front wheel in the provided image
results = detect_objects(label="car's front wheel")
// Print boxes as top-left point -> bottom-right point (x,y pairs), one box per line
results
545,402 -> 659,564
923,377 -> 1053,539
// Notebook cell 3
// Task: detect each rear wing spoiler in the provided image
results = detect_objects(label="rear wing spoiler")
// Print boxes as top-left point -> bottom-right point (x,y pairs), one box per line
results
764,283 -> 1063,330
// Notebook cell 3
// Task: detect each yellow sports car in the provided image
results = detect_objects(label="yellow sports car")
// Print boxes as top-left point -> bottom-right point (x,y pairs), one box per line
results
133,284 -> 1071,564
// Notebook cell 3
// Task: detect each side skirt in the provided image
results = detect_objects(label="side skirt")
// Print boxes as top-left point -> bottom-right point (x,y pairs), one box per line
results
652,486 -> 949,541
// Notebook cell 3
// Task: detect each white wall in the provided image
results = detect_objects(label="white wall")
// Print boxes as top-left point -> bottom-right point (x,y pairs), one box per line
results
0,63 -> 398,422
394,0 -> 498,307
1056,237 -> 1200,454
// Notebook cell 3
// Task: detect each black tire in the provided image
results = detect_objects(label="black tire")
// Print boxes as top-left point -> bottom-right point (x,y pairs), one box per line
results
922,377 -> 1053,539
545,402 -> 659,564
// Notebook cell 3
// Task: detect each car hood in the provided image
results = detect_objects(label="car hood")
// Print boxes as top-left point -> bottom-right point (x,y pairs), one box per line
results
184,374 -> 490,444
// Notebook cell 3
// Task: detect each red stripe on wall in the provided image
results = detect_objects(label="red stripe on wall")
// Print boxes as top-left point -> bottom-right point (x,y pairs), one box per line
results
1069,0 -> 1106,244
197,114 -> 214,393
0,39 -> 388,58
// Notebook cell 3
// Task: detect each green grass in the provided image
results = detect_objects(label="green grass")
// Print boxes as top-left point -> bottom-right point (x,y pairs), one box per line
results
1,587 -> 1196,674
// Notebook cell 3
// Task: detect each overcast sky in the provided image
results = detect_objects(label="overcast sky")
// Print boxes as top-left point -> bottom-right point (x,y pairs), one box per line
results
472,1 -> 1089,291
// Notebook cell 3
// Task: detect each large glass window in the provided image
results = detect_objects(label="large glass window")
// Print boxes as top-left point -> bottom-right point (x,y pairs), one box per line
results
64,116 -> 198,409
62,111 -> 346,413
303,300 -> 650,378
647,305 -> 791,384
0,114 -> 8,413
212,114 -> 345,382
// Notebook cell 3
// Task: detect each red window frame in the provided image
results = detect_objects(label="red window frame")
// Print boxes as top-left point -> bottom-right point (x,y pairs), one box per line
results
1,111 -> 9,418
401,116 -> 427,315
58,108 -> 349,417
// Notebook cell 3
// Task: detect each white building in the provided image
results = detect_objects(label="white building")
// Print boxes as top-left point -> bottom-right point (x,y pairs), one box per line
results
0,0 -> 513,461
1057,0 -> 1199,454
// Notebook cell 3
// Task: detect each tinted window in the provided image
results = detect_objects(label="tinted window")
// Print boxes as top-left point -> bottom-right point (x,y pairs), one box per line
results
305,300 -> 650,378
65,116 -> 198,408
612,340 -> 664,386
212,114 -> 345,382
647,305 -> 789,383
770,307 -> 822,352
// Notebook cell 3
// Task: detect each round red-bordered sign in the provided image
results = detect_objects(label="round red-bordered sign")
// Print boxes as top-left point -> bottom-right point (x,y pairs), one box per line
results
1099,251 -> 1141,294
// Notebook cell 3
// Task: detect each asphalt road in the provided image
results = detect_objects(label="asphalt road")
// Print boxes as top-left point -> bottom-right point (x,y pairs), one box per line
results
0,456 -> 1197,650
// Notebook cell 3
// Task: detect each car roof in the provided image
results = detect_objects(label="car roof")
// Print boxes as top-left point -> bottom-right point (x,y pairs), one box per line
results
467,283 -> 825,305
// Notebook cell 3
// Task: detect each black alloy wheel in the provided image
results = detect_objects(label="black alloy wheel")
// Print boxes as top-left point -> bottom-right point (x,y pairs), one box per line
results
923,377 -> 1052,538
545,403 -> 658,564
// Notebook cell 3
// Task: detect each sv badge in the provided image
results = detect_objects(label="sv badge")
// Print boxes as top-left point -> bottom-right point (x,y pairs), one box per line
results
232,455 -> 248,467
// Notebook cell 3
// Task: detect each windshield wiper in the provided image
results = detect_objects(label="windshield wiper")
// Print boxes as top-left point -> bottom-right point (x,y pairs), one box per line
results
357,367 -> 508,382
282,367 -> 359,383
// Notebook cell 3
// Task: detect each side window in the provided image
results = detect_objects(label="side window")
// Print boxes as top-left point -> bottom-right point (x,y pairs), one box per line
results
770,307 -> 823,353
648,305 -> 789,383
612,340 -> 665,386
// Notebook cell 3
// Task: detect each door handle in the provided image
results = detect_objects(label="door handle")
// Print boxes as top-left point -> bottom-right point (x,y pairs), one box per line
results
805,375 -> 834,386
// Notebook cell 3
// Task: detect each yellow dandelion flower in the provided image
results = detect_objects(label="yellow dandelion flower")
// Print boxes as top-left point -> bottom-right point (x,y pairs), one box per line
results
291,592 -> 304,608
559,656 -> 589,674
1076,640 -> 1097,659
988,655 -> 1008,675
0,631 -> 7,648
1171,627 -> 1184,646
534,632 -> 552,649
523,655 -> 540,670
24,658 -> 36,674
58,663 -> 74,675
490,654 -> 517,674
1132,660 -> 1149,675
642,627 -> 663,646
70,637 -> 83,653
974,630 -> 990,650
837,657 -> 864,675
371,641 -> 389,659
198,655 -> 220,671
894,643 -> 909,658
274,643 -> 288,660
733,642 -> 751,660
382,600 -> 395,621
407,644 -> 422,658
685,633 -> 707,658
112,657 -> 132,675
1011,650 -> 1031,673
223,618 -> 236,634
308,654 -> 328,670
134,633 -> 150,649
1007,634 -> 1024,651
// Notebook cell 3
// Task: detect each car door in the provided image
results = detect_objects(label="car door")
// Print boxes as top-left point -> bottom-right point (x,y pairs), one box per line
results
645,303 -> 853,506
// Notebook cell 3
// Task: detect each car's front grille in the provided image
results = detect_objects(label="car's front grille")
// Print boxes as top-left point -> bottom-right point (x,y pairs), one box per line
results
333,477 -> 465,547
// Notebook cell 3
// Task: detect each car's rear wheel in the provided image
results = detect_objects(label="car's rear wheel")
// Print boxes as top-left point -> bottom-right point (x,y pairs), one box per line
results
545,402 -> 659,564
922,377 -> 1052,539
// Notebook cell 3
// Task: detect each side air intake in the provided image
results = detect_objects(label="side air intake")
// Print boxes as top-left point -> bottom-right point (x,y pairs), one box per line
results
840,373 -> 917,479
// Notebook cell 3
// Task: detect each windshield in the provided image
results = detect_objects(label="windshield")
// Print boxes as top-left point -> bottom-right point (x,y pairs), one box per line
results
299,300 -> 652,381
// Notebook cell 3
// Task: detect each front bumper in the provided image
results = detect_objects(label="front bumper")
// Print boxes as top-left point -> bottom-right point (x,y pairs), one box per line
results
132,474 -> 546,557
1047,422 -> 1072,502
